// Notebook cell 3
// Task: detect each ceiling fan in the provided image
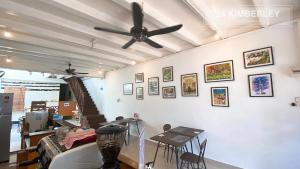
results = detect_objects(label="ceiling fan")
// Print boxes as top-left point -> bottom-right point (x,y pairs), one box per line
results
94,2 -> 183,49
0,71 -> 5,78
65,63 -> 88,75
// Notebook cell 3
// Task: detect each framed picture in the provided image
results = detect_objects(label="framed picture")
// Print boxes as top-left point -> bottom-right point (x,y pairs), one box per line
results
135,73 -> 144,83
162,66 -> 173,82
181,73 -> 198,97
136,87 -> 143,100
248,73 -> 274,97
148,77 -> 159,95
204,60 -> 234,83
243,46 -> 274,68
162,86 -> 176,99
211,87 -> 229,107
123,83 -> 133,95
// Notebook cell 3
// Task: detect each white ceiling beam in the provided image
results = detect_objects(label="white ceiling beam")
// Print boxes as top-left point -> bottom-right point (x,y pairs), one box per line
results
0,31 -> 132,65
0,38 -> 125,68
183,0 -> 225,39
0,18 -> 147,62
42,0 -> 182,53
0,51 -> 114,71
251,0 -> 271,27
1,0 -> 164,57
113,0 -> 203,46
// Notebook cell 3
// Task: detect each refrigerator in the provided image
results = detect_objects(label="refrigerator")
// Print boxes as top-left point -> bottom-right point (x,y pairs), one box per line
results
0,93 -> 13,163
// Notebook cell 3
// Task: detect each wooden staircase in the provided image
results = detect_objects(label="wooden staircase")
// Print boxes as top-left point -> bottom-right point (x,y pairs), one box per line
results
65,77 -> 106,129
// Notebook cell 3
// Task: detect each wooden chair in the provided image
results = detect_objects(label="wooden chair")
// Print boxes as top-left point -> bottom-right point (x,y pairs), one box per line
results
180,139 -> 207,169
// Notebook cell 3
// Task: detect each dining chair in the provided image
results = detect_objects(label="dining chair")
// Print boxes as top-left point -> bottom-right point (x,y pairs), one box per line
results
115,116 -> 129,145
179,139 -> 207,169
162,124 -> 174,162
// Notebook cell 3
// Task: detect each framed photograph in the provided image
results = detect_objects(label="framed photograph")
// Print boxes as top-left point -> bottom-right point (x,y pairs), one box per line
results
136,87 -> 143,100
211,87 -> 229,107
243,47 -> 274,68
123,83 -> 133,95
204,60 -> 234,83
162,66 -> 173,82
135,73 -> 144,83
162,86 -> 176,99
148,77 -> 159,95
181,73 -> 198,97
248,73 -> 274,97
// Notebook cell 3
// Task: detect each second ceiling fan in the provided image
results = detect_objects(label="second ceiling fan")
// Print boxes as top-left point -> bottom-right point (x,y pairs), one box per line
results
94,2 -> 182,49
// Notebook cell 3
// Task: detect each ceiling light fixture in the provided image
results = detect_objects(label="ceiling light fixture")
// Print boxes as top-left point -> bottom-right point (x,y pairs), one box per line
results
214,33 -> 220,39
98,70 -> 103,74
6,57 -> 12,63
131,61 -> 136,65
3,31 -> 13,38
7,12 -> 17,16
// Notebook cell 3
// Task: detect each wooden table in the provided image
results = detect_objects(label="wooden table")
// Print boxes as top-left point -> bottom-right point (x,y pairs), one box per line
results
169,126 -> 204,153
150,131 -> 192,169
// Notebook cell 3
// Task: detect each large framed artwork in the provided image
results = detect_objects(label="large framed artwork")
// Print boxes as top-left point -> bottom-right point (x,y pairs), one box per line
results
136,87 -> 144,100
135,73 -> 144,83
148,77 -> 159,95
162,86 -> 176,99
211,87 -> 229,107
162,66 -> 173,82
123,83 -> 133,95
248,73 -> 274,97
243,47 -> 274,68
181,73 -> 198,97
204,60 -> 234,83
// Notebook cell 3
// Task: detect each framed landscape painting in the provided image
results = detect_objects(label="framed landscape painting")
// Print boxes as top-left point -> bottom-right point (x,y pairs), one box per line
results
204,60 -> 234,83
148,77 -> 159,95
211,87 -> 229,107
135,73 -> 144,83
248,73 -> 274,97
181,73 -> 198,97
123,83 -> 133,95
162,86 -> 176,99
136,87 -> 143,100
243,47 -> 274,68
162,66 -> 173,82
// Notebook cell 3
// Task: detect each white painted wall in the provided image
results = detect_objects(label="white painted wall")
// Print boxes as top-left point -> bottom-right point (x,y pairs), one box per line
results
84,23 -> 300,169
82,78 -> 104,113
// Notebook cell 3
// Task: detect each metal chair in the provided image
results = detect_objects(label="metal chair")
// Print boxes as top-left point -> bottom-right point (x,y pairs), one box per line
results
180,139 -> 207,169
163,124 -> 174,162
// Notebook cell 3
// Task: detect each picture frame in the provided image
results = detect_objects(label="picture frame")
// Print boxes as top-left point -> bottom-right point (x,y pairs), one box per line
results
162,86 -> 176,99
181,73 -> 198,97
211,87 -> 229,107
135,73 -> 144,83
243,46 -> 274,68
248,73 -> 274,97
162,66 -> 173,82
204,60 -> 234,83
123,83 -> 133,95
148,77 -> 159,95
136,87 -> 144,100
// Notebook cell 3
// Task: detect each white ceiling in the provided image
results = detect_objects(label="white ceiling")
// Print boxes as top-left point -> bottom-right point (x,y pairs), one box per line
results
0,0 -> 299,77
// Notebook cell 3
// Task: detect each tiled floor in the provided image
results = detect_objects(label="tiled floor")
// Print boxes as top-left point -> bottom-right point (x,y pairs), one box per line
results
10,124 -> 21,152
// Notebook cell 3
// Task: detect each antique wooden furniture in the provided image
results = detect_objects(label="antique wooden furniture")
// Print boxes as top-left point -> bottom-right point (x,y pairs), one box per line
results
58,101 -> 76,117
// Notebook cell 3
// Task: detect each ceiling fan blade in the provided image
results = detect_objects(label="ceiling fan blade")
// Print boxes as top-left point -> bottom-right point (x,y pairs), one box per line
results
122,39 -> 136,49
143,38 -> 163,48
148,24 -> 183,37
94,27 -> 131,36
76,73 -> 89,74
132,2 -> 143,28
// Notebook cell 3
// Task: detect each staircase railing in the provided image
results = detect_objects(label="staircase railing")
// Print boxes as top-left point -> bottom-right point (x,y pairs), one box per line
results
66,77 -> 86,113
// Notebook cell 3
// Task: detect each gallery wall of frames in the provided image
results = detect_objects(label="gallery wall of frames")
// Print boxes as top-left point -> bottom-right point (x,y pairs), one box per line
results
123,46 -> 274,107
